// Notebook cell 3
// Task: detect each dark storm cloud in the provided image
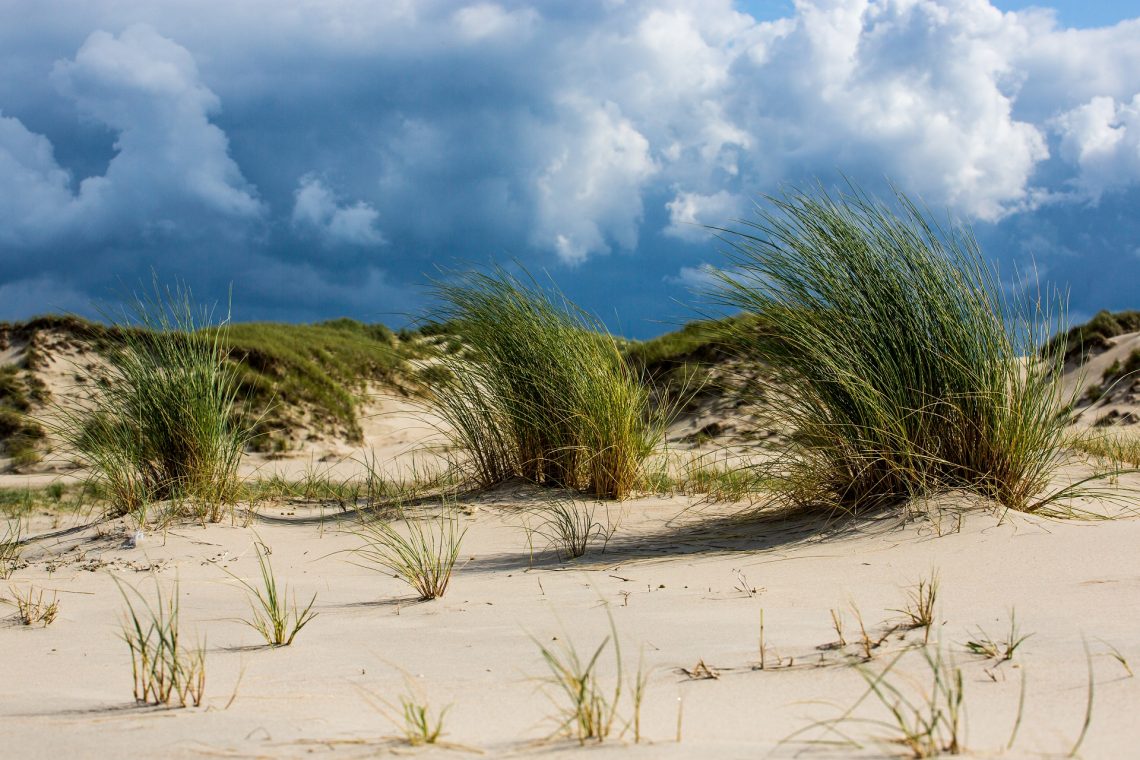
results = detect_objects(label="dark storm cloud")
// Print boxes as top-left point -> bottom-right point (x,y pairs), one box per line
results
0,1 -> 1137,334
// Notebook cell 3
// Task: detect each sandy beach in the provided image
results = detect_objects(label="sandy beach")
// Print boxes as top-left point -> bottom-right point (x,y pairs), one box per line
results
3,468 -> 1139,758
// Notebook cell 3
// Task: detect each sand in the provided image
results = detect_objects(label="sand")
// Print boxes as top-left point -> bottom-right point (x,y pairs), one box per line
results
3,326 -> 1140,757
3,475 -> 1140,759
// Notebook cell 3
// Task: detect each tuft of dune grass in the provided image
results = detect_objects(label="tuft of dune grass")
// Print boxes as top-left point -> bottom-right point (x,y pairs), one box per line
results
426,267 -> 664,500
712,182 -> 1076,515
54,282 -> 252,523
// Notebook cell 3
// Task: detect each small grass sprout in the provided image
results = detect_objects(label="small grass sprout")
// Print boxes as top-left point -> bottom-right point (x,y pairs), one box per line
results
352,507 -> 466,600
830,608 -> 848,647
895,571 -> 939,643
228,540 -> 317,647
525,498 -> 615,561
1097,639 -> 1132,677
116,576 -> 206,707
8,584 -> 59,626
533,609 -> 647,745
851,603 -> 891,661
398,692 -> 449,746
964,610 -> 1031,663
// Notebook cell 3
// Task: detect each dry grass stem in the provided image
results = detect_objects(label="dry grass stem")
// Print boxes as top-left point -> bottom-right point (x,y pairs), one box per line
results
8,585 -> 59,626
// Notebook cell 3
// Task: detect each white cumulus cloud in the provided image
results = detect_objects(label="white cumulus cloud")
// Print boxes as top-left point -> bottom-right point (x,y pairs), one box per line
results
292,175 -> 386,247
1053,94 -> 1140,201
665,190 -> 746,241
534,99 -> 658,263
0,24 -> 263,260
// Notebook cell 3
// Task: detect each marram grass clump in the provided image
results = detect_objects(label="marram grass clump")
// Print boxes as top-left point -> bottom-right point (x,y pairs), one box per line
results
55,284 -> 253,523
713,183 -> 1075,516
426,268 -> 664,499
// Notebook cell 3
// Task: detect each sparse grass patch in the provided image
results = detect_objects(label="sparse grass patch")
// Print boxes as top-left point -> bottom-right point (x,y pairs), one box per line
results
223,319 -> 413,444
1068,429 -> 1140,474
532,609 -> 648,745
791,645 -> 968,758
524,498 -> 616,561
116,576 -> 206,707
1,519 -> 23,578
964,610 -> 1031,663
351,507 -> 466,600
426,267 -> 666,499
0,483 -> 105,518
0,365 -> 47,467
7,584 -> 59,626
712,183 -> 1078,516
228,540 -> 317,647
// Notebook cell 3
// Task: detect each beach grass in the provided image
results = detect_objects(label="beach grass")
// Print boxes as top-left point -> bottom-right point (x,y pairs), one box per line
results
534,615 -> 624,744
228,540 -> 317,647
7,584 -> 59,626
712,183 -> 1075,516
351,507 -> 466,600
117,577 -> 206,708
524,497 -> 616,561
54,284 -> 252,523
426,267 -> 664,500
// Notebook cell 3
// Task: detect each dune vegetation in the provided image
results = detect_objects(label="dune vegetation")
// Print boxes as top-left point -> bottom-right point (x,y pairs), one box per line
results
52,287 -> 253,523
1,185 -> 1137,759
424,268 -> 665,500
711,183 -> 1076,515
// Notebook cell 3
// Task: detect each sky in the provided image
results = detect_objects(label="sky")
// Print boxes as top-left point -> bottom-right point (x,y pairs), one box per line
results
1,0 -> 1138,337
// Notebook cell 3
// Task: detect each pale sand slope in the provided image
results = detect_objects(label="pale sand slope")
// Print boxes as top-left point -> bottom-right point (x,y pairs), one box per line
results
3,484 -> 1140,759
1064,330 -> 1140,428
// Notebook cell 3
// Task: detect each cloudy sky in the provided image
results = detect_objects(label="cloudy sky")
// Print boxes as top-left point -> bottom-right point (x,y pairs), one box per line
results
1,0 -> 1138,336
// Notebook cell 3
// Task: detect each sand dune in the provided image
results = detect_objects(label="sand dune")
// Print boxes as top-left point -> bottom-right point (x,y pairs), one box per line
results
3,480 -> 1140,758
2,318 -> 1140,757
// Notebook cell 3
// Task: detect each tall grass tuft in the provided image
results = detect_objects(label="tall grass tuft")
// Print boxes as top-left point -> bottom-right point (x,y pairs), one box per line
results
426,268 -> 662,500
351,507 -> 466,600
116,576 -> 206,707
56,283 -> 252,523
228,540 -> 317,647
713,183 -> 1073,515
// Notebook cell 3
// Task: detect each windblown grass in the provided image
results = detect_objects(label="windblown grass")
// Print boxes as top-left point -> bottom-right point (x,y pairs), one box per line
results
524,497 -> 616,561
712,183 -> 1077,515
351,507 -> 466,600
116,576 -> 206,707
54,284 -> 252,524
228,540 -> 317,647
426,268 -> 664,500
